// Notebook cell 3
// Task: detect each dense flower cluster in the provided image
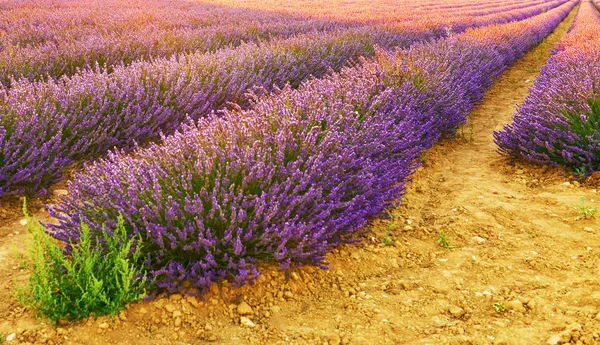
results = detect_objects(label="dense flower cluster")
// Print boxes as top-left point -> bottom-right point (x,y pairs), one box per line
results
495,0 -> 600,173
49,2 -> 575,293
0,0 -> 571,197
0,0 -> 568,85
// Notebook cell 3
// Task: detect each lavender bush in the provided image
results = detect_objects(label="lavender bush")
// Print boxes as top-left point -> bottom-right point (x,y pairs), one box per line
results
495,0 -> 600,174
49,2 -> 575,293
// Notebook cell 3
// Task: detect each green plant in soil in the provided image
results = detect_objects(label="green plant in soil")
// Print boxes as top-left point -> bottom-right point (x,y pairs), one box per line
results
574,166 -> 588,182
494,302 -> 506,314
16,201 -> 146,324
437,230 -> 452,249
575,197 -> 598,219
382,230 -> 394,247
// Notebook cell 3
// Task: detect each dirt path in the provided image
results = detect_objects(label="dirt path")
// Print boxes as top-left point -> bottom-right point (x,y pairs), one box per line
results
2,7 -> 600,345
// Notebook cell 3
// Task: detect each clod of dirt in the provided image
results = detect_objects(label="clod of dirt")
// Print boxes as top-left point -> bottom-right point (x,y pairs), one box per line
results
237,301 -> 254,316
449,305 -> 465,318
164,303 -> 177,313
506,299 -> 526,313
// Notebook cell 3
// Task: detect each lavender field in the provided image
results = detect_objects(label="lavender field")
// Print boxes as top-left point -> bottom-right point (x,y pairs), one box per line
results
2,0 -> 600,344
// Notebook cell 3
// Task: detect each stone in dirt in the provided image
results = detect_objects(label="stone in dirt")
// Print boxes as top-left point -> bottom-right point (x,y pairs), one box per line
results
471,236 -> 487,244
546,332 -> 569,345
98,322 -> 109,329
240,316 -> 256,328
506,300 -> 526,313
5,333 -> 16,342
449,306 -> 465,318
237,301 -> 254,315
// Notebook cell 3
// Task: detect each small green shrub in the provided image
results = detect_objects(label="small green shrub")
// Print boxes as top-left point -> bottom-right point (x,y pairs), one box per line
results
494,302 -> 506,314
16,202 -> 146,323
437,230 -> 452,249
575,197 -> 598,219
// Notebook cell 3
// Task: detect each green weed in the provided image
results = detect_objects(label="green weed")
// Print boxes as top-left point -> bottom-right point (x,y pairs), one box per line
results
437,230 -> 452,249
575,197 -> 598,219
494,302 -> 506,314
574,167 -> 588,182
16,201 -> 146,324
382,230 -> 394,247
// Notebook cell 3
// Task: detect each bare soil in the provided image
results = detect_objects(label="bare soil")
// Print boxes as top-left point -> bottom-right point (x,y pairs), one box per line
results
2,7 -> 600,345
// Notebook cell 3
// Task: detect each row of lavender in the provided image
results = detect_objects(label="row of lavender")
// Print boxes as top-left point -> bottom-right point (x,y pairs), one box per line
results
0,0 -> 567,86
495,0 -> 600,174
0,0 -> 572,198
0,0 -> 348,87
48,2 -> 576,292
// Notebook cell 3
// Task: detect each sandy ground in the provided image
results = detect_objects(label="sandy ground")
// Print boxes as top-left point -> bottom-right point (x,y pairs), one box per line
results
1,6 -> 600,345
